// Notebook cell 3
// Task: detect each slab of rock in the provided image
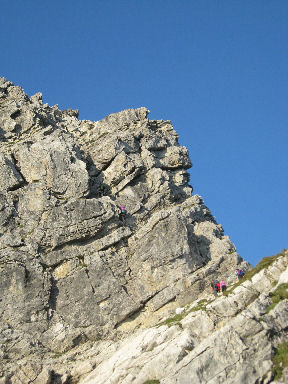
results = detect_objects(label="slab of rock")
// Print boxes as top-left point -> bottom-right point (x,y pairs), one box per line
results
0,78 -> 259,382
79,253 -> 288,384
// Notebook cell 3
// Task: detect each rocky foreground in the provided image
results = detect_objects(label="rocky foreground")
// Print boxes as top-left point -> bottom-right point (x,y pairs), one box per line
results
79,251 -> 288,384
0,78 -> 287,383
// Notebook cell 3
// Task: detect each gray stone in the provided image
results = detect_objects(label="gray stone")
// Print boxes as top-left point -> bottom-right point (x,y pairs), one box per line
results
1,78 -> 286,384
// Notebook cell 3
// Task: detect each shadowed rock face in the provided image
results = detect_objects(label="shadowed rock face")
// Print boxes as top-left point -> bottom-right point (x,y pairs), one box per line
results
0,78 -> 249,382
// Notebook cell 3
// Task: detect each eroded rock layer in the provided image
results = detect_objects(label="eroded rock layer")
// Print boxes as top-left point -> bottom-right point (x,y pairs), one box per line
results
0,78 -> 250,383
80,251 -> 288,384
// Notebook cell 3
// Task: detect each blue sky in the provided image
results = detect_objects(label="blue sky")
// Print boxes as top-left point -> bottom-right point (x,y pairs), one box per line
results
1,1 -> 287,266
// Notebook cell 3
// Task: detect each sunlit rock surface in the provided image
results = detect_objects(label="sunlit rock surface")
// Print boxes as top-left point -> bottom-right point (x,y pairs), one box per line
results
1,78 -> 286,384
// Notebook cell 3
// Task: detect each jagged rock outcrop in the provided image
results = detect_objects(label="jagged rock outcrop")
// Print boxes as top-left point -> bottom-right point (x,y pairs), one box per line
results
1,78 -> 286,384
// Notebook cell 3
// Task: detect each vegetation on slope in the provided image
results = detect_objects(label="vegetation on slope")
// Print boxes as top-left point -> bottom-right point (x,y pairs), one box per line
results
272,341 -> 288,380
159,299 -> 209,328
267,283 -> 288,313
224,249 -> 287,295
143,380 -> 160,384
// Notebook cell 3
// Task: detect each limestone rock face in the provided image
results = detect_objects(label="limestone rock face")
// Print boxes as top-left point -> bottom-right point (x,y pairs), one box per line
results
58,252 -> 288,384
2,78 -> 285,384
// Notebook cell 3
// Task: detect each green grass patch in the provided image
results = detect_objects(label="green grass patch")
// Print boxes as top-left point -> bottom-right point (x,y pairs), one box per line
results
189,299 -> 209,312
266,283 -> 288,313
158,299 -> 209,328
143,381 -> 160,384
223,249 -> 287,296
159,313 -> 184,328
51,351 -> 66,358
272,341 -> 288,380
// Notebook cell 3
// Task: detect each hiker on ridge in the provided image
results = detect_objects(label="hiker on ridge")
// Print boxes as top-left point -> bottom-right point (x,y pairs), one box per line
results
220,280 -> 227,293
210,280 -> 220,297
236,268 -> 245,280
119,205 -> 127,225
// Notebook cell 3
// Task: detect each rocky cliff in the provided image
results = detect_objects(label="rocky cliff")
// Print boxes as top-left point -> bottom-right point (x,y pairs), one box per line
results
0,78 -> 286,384
79,250 -> 288,384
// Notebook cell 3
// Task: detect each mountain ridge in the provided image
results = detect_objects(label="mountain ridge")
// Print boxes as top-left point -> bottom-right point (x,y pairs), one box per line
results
0,78 -> 286,384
